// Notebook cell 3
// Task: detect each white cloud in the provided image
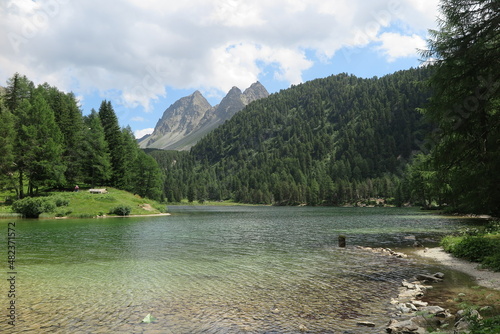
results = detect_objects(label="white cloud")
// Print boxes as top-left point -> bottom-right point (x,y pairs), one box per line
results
0,0 -> 439,110
377,32 -> 427,62
131,116 -> 145,122
134,128 -> 154,139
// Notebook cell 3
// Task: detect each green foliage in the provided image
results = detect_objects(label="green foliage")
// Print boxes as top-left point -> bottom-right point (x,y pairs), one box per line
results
2,73 -> 165,204
441,233 -> 500,271
420,0 -> 500,215
16,188 -> 164,218
469,315 -> 500,334
111,205 -> 131,216
12,197 -> 56,218
99,100 -> 127,187
52,196 -> 70,207
155,68 -> 432,205
81,110 -> 112,187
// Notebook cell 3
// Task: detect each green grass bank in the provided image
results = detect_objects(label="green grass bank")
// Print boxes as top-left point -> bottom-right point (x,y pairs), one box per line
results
0,188 -> 167,219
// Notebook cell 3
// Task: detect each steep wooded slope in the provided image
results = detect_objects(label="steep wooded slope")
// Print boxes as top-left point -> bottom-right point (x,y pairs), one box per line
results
156,68 -> 433,204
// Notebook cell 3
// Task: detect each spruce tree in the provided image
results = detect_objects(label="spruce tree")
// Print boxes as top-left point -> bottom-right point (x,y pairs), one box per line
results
421,0 -> 500,214
98,100 -> 126,187
14,90 -> 65,196
82,110 -> 112,187
0,98 -> 16,193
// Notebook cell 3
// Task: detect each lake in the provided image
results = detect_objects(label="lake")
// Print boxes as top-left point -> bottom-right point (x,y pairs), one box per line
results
1,206 -> 479,333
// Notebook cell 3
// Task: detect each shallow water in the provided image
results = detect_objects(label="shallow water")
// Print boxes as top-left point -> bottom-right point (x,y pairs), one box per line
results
0,207 -> 478,333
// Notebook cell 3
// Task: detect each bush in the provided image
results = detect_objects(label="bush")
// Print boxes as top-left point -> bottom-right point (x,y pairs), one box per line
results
469,315 -> 500,334
441,235 -> 500,271
453,237 -> 497,262
482,253 -> 500,272
440,236 -> 462,253
12,197 -> 56,218
111,205 -> 131,216
53,196 -> 70,207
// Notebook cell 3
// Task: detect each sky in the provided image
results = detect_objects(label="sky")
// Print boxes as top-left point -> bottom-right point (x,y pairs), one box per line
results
0,0 -> 440,139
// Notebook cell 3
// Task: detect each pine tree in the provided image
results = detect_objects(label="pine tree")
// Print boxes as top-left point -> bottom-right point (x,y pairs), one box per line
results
14,90 -> 65,196
98,100 -> 126,187
44,87 -> 85,184
133,150 -> 164,201
421,0 -> 500,214
82,110 -> 112,187
121,126 -> 140,191
4,73 -> 34,112
0,98 -> 16,192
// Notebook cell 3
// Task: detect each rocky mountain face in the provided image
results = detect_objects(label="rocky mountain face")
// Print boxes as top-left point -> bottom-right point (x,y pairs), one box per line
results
139,82 -> 269,151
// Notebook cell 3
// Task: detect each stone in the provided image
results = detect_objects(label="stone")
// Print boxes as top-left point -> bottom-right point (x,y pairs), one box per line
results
420,306 -> 452,318
357,321 -> 376,327
416,274 -> 443,283
411,300 -> 428,307
396,305 -> 411,314
454,309 -> 482,333
386,318 -> 427,334
433,272 -> 445,279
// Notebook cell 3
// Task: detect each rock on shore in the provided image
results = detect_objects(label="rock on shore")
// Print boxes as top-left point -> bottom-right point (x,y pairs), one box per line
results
387,272 -> 480,334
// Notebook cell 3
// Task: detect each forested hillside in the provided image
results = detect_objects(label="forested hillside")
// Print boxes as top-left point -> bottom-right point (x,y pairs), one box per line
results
154,68 -> 433,205
0,74 -> 164,201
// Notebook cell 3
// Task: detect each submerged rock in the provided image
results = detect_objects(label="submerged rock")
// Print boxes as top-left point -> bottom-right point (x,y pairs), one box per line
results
387,272 -> 455,333
356,321 -> 376,327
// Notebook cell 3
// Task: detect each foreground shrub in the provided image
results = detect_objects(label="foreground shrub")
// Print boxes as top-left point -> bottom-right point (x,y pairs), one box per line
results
441,235 -> 500,271
453,237 -> 497,262
469,315 -> 500,334
12,197 -> 56,218
111,205 -> 131,216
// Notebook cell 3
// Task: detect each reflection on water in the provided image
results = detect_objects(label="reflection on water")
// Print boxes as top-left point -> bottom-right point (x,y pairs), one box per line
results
1,207 -> 475,333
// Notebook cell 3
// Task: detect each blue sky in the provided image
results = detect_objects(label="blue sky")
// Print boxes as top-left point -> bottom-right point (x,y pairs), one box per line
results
0,0 -> 439,138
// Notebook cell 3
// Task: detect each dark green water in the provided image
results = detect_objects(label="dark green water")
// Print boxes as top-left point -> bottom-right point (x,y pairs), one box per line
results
0,207 -> 477,333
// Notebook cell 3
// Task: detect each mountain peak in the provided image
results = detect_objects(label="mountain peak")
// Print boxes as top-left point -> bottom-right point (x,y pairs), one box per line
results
242,81 -> 269,104
227,86 -> 242,94
139,82 -> 269,150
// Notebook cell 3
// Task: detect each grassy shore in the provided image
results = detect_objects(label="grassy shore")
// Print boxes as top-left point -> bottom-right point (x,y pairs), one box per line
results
0,188 -> 167,219
168,199 -> 261,206
440,222 -> 500,272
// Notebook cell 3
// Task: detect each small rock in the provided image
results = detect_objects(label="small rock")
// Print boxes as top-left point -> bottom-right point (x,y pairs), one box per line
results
413,241 -> 424,247
396,303 -> 413,314
420,306 -> 451,318
298,324 -> 308,332
411,300 -> 428,307
416,274 -> 443,283
386,318 -> 426,334
433,272 -> 445,279
406,303 -> 418,312
357,321 -> 375,327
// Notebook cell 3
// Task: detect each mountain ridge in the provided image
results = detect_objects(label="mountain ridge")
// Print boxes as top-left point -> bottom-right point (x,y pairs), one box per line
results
139,82 -> 269,150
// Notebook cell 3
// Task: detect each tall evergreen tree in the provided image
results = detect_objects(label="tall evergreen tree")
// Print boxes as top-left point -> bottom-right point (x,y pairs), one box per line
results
14,90 -> 65,196
134,150 -> 164,201
98,100 -> 126,187
0,98 -> 16,192
4,73 -> 34,112
421,0 -> 500,214
82,110 -> 112,187
121,126 -> 140,191
41,86 -> 85,184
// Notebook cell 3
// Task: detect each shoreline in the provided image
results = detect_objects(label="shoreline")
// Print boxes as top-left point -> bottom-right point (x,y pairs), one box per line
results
413,247 -> 500,290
